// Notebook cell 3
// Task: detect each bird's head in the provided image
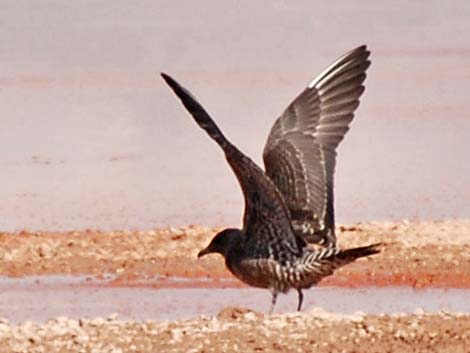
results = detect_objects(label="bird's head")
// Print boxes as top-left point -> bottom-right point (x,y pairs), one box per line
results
197,228 -> 242,258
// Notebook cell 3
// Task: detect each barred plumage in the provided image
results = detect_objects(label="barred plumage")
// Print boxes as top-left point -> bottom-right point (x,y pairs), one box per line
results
162,46 -> 380,312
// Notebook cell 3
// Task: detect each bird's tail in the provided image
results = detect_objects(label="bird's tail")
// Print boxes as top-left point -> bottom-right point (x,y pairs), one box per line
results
161,73 -> 232,151
335,243 -> 382,263
300,243 -> 381,286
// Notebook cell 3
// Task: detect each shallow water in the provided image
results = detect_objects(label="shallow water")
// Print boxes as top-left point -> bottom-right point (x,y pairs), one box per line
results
0,276 -> 468,324
1,1 -> 470,231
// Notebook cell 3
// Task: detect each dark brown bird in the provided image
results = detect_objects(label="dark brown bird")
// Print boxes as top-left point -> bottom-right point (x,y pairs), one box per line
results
161,45 -> 380,312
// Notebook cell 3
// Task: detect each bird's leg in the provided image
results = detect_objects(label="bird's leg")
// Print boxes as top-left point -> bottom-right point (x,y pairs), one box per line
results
297,289 -> 304,311
269,292 -> 278,314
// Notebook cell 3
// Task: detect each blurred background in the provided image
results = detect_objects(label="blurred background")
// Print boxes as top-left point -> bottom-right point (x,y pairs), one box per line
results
0,0 -> 469,231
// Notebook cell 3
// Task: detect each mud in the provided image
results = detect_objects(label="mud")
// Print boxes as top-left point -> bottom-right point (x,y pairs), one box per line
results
1,220 -> 469,287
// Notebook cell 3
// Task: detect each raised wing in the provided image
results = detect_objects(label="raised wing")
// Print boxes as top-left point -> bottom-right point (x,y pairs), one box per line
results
263,46 -> 371,246
161,73 -> 305,262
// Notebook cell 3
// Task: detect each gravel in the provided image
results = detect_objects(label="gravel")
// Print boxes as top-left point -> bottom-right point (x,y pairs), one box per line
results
0,309 -> 468,353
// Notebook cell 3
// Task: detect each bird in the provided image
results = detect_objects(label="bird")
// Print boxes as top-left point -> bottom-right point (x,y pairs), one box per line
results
161,45 -> 380,312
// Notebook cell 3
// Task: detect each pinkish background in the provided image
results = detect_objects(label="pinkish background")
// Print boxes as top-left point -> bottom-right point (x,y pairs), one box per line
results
0,1 -> 469,231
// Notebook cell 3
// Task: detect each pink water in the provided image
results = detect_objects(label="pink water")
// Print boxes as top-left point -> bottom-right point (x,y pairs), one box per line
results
0,276 -> 468,324
1,1 -> 469,231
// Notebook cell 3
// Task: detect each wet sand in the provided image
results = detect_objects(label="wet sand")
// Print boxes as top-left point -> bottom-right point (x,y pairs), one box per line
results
1,220 -> 469,287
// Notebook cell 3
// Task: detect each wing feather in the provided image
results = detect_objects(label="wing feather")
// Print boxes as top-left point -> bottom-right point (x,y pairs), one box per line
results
263,46 -> 371,246
161,73 -> 305,261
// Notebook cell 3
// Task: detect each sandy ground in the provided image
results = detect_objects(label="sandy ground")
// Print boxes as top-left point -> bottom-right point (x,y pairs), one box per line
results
0,220 -> 469,287
0,309 -> 469,353
0,220 -> 469,352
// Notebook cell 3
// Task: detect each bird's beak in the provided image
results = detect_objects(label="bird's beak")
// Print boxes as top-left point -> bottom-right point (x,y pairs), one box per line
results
197,246 -> 212,258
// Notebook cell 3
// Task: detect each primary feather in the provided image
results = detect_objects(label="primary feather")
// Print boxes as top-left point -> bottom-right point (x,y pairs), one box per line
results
263,46 -> 370,246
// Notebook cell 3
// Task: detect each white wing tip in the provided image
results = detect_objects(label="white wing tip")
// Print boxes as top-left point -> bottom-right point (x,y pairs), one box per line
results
307,45 -> 369,89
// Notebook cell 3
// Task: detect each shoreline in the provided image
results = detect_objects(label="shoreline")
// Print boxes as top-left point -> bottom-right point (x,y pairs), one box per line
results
0,219 -> 469,352
0,219 -> 469,288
